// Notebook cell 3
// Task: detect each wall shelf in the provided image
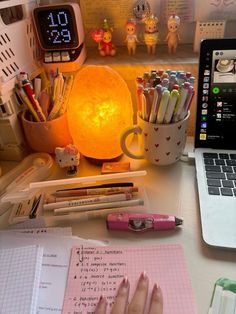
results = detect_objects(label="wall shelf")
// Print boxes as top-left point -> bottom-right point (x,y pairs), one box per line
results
85,44 -> 199,66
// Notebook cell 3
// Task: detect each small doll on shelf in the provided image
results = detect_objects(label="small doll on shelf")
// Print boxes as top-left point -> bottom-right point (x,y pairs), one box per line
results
165,14 -> 181,54
55,144 -> 80,176
91,19 -> 116,57
143,14 -> 159,55
125,19 -> 139,55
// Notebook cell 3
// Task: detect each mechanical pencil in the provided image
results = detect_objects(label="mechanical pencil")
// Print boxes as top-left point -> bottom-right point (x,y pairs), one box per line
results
44,193 -> 133,211
106,212 -> 183,232
54,198 -> 144,215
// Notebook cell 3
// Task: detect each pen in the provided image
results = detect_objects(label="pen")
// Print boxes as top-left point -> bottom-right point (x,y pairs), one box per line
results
52,186 -> 138,198
156,89 -> 170,124
149,84 -> 162,123
163,89 -> 180,124
172,82 -> 190,122
54,198 -> 144,215
22,80 -> 46,122
55,182 -> 134,193
44,193 -> 133,211
106,213 -> 183,232
179,85 -> 195,120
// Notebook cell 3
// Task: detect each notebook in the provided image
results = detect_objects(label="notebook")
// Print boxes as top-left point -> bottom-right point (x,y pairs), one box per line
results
0,245 -> 43,314
62,244 -> 197,314
194,38 -> 236,249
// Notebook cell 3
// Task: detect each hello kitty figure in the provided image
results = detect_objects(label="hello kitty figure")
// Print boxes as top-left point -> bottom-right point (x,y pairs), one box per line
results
143,14 -> 159,55
166,14 -> 181,54
55,144 -> 80,176
125,19 -> 139,55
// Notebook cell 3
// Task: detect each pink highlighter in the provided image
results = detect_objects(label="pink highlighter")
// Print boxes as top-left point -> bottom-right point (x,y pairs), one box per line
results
106,213 -> 183,232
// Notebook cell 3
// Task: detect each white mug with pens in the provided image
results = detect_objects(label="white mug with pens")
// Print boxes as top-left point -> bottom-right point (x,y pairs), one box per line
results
121,69 -> 194,166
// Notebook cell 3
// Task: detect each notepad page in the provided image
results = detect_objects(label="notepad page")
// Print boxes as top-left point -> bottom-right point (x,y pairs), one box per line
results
62,244 -> 197,314
0,245 -> 43,314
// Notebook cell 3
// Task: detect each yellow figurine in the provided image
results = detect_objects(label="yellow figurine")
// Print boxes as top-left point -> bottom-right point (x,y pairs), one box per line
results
143,14 -> 159,55
125,19 -> 139,55
166,14 -> 181,54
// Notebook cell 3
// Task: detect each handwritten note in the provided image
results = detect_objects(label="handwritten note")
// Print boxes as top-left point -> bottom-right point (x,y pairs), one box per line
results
160,0 -> 195,22
62,244 -> 197,314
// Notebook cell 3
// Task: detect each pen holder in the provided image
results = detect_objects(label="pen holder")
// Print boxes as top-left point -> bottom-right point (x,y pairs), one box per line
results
120,111 -> 190,166
21,111 -> 73,154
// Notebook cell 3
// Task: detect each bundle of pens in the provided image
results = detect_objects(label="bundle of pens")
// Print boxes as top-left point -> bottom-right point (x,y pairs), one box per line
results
43,183 -> 143,216
136,69 -> 195,124
15,69 -> 74,122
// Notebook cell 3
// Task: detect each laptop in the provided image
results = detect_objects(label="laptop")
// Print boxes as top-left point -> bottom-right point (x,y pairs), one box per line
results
194,38 -> 236,249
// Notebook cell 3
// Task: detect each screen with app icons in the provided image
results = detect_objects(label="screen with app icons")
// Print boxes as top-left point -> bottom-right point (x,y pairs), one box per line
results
195,39 -> 236,149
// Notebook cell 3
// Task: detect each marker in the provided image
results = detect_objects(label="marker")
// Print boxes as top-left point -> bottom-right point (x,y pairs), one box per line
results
179,85 -> 195,120
106,213 -> 183,232
173,82 -> 190,122
163,89 -> 180,123
156,89 -> 170,124
149,84 -> 162,123
136,84 -> 144,112
54,198 -> 144,215
44,193 -> 133,211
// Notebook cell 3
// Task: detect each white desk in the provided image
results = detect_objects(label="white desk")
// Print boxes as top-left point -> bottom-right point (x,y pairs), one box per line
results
0,141 -> 236,314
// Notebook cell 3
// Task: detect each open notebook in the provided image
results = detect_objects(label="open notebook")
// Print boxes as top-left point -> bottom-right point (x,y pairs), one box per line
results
194,38 -> 236,249
62,244 -> 197,314
0,245 -> 43,314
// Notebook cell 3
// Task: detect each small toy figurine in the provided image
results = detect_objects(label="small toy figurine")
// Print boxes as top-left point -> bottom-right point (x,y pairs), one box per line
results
143,14 -> 159,55
91,19 -> 116,57
55,144 -> 80,176
125,19 -> 139,55
166,14 -> 181,54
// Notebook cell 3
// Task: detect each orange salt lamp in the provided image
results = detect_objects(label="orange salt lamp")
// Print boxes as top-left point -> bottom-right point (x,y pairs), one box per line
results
67,65 -> 133,160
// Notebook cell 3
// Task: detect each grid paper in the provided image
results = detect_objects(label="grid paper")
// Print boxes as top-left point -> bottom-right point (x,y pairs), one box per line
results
62,244 -> 197,314
0,245 -> 43,314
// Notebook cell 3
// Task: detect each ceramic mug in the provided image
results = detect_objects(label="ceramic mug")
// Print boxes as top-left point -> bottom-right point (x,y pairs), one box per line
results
120,111 -> 190,166
21,111 -> 73,153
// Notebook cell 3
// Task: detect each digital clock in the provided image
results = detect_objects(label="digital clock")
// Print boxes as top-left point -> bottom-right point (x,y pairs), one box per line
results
33,3 -> 86,72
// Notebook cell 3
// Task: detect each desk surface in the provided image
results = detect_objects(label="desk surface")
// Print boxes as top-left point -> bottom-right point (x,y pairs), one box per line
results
0,141 -> 236,314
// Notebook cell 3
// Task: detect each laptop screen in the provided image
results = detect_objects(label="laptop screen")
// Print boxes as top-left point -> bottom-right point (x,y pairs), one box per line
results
195,38 -> 236,149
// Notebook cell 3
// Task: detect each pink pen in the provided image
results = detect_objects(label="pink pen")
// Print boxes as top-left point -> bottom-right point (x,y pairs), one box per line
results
106,213 -> 183,232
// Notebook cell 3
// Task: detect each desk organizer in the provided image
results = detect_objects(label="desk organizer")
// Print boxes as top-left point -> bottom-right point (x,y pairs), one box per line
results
0,0 -> 42,160
7,170 -> 149,226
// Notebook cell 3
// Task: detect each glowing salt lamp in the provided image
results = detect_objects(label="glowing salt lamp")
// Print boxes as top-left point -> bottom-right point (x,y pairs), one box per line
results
67,65 -> 133,160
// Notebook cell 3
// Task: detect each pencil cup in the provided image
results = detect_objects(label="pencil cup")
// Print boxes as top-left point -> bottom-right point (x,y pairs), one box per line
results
21,111 -> 73,154
120,111 -> 190,166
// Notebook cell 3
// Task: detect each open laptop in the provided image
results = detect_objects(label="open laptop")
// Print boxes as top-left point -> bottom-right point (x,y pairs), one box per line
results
194,38 -> 236,249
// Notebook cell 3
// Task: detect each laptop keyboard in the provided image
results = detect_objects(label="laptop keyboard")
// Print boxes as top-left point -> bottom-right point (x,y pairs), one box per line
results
203,153 -> 236,196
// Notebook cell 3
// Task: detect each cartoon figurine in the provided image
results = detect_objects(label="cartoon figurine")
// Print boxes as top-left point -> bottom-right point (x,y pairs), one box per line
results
91,19 -> 116,57
125,19 -> 139,55
55,144 -> 80,176
143,14 -> 159,55
166,14 -> 181,54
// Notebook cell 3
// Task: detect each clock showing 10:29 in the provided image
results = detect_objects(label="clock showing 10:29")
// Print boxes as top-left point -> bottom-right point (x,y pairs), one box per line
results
33,3 -> 84,51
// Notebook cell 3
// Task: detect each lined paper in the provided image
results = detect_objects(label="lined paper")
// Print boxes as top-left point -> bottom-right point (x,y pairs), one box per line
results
0,245 -> 43,314
62,244 -> 197,314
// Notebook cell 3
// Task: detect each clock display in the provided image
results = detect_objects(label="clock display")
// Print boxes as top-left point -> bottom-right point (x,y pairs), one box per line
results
33,6 -> 79,50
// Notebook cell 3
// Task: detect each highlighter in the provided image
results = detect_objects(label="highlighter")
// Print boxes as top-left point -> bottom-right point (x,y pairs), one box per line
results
107,213 -> 183,232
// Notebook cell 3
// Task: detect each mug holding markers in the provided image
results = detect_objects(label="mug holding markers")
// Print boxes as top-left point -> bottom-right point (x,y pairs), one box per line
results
120,69 -> 194,166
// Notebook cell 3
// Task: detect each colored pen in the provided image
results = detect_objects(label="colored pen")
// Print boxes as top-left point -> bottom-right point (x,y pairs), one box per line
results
106,212 -> 183,232
55,182 -> 134,193
149,84 -> 162,123
173,82 -> 190,122
156,89 -> 170,123
163,89 -> 180,124
44,193 -> 133,211
54,198 -> 144,215
22,80 -> 46,122
179,85 -> 195,120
